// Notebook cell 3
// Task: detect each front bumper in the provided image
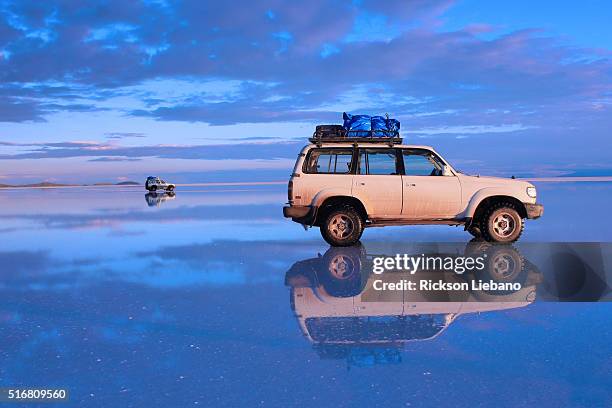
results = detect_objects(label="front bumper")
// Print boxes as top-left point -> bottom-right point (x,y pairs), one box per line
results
525,203 -> 544,219
283,205 -> 316,224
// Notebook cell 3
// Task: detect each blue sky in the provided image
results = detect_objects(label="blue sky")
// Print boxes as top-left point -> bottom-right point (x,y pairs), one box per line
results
442,0 -> 612,49
0,0 -> 611,183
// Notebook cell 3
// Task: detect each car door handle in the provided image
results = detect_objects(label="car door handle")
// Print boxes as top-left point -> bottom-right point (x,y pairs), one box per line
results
406,183 -> 416,187
360,182 -> 366,186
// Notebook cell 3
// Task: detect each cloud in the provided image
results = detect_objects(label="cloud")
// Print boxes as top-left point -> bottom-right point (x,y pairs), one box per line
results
0,140 -> 102,148
88,157 -> 142,162
131,104 -> 338,126
0,0 -> 610,174
0,204 -> 282,231
0,139 -> 302,160
0,250 -> 51,275
1,0 -> 605,121
0,82 -> 111,122
105,132 -> 146,139
407,124 -> 535,136
0,97 -> 45,122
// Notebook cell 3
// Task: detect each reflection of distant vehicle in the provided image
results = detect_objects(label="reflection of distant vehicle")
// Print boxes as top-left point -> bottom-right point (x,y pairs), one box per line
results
285,242 -> 540,367
145,176 -> 175,192
145,191 -> 176,207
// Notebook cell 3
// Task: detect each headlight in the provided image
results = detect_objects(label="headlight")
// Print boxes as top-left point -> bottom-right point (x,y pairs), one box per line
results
526,186 -> 537,198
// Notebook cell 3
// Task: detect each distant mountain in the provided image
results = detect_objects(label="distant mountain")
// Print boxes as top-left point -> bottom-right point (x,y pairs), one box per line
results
0,180 -> 140,188
20,182 -> 73,188
0,181 -> 72,188
115,181 -> 140,185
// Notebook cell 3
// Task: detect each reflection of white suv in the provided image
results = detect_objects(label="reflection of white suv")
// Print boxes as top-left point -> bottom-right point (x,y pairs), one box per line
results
284,244 -> 536,355
145,191 -> 176,207
145,176 -> 175,192
283,137 -> 543,246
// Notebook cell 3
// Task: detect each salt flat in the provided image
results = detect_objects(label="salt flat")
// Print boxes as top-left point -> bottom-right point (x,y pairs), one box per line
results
0,182 -> 610,407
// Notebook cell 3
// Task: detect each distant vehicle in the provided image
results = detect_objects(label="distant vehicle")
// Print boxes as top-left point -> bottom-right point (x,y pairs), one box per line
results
145,176 -> 175,192
145,191 -> 176,207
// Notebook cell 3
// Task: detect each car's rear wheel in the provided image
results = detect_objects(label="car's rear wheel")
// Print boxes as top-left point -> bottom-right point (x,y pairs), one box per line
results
167,186 -> 174,192
320,206 -> 364,247
481,204 -> 523,243
318,245 -> 366,297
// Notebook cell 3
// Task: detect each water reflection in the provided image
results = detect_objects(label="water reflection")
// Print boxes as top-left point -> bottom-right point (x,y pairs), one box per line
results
1,186 -> 611,405
285,241 -> 541,298
285,242 -> 540,367
145,191 -> 176,207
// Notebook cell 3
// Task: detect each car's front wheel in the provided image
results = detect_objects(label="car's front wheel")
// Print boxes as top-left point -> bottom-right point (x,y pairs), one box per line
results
320,206 -> 364,247
481,204 -> 523,242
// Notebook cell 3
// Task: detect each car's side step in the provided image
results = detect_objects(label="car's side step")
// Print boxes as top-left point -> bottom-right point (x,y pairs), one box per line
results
367,218 -> 464,227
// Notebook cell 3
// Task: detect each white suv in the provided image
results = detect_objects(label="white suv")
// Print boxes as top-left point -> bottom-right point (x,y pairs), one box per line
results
145,176 -> 175,192
283,138 -> 543,246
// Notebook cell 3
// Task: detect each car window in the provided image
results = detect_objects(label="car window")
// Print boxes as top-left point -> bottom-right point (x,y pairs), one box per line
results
305,149 -> 353,174
403,149 -> 444,176
359,149 -> 399,175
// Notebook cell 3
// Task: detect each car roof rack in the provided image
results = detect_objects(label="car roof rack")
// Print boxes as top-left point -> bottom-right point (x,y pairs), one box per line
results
309,136 -> 403,144
309,133 -> 402,146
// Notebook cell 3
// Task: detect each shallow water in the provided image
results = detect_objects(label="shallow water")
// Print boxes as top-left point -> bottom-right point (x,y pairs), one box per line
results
0,183 -> 611,407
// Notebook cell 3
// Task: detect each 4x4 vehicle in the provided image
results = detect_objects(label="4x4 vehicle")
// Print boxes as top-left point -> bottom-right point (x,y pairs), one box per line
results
145,176 -> 175,192
283,135 -> 543,246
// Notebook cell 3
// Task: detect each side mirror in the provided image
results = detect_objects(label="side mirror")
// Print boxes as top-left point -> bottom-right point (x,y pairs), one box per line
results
442,165 -> 453,176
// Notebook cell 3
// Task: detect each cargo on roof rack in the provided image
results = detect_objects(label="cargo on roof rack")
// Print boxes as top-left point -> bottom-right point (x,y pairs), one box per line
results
310,124 -> 402,145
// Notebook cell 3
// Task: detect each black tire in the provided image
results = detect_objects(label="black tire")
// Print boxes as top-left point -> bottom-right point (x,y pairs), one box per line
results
150,185 -> 157,192
167,186 -> 174,192
320,205 -> 364,247
474,245 -> 527,294
480,203 -> 524,243
480,245 -> 525,283
319,245 -> 366,297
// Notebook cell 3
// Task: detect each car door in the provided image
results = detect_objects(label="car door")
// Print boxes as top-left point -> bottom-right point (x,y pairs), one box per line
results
401,149 -> 461,219
352,148 -> 403,217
